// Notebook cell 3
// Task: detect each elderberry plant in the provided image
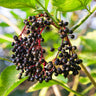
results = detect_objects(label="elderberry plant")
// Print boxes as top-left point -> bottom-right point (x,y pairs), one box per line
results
11,12 -> 82,83
0,0 -> 96,96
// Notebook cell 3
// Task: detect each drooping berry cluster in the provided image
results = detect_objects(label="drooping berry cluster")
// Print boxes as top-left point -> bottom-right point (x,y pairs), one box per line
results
11,12 -> 82,83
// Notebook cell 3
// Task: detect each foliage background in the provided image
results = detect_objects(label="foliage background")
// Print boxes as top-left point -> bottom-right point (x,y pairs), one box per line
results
0,0 -> 96,96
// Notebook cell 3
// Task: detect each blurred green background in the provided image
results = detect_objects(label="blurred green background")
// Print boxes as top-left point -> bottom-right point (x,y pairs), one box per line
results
0,0 -> 96,96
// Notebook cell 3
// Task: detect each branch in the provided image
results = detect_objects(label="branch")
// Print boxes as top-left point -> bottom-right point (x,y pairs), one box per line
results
0,57 -> 12,63
52,85 -> 62,96
0,14 -> 21,35
68,75 -> 79,96
0,34 -> 13,42
72,5 -> 96,31
39,87 -> 49,96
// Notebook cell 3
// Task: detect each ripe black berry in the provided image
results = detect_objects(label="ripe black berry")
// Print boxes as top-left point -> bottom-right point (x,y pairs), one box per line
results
69,30 -> 73,34
63,22 -> 68,26
50,47 -> 55,52
70,35 -> 75,39
13,35 -> 18,41
11,13 -> 82,83
12,42 -> 15,46
28,16 -> 32,20
59,53 -> 63,57
26,30 -> 30,34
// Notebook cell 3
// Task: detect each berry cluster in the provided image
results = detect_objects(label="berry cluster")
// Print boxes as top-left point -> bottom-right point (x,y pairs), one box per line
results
11,12 -> 82,83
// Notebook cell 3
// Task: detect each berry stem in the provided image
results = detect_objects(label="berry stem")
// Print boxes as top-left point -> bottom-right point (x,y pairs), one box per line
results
80,63 -> 96,88
65,36 -> 71,46
40,26 -> 46,34
19,25 -> 26,37
68,75 -> 79,96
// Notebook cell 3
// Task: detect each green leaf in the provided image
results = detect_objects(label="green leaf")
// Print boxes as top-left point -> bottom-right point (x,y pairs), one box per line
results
27,80 -> 59,92
0,34 -> 13,43
4,33 -> 13,38
62,12 -> 67,18
27,79 -> 83,96
27,74 -> 68,92
91,72 -> 96,78
0,0 -> 36,9
0,65 -> 28,96
52,74 -> 68,84
79,77 -> 90,84
10,11 -> 21,19
45,0 -> 49,9
51,0 -> 92,12
0,22 -> 9,27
